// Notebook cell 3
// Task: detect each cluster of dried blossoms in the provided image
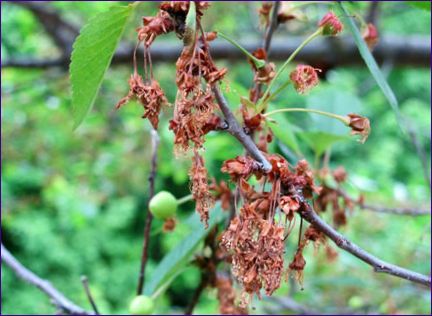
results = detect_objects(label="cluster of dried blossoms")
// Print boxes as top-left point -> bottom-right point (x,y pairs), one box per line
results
220,155 -> 321,305
118,1 -> 229,227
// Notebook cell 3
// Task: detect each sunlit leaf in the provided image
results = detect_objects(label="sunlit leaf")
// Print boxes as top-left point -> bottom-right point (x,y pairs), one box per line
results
70,5 -> 135,128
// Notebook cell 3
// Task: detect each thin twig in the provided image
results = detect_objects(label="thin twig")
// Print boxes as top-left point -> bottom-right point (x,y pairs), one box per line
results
184,274 -> 208,315
1,244 -> 92,315
81,276 -> 100,315
298,203 -> 431,287
360,203 -> 430,216
263,1 -> 281,55
337,188 -> 430,216
212,85 -> 272,172
136,129 -> 160,295
366,1 -> 380,25
13,1 -> 78,53
252,1 -> 281,103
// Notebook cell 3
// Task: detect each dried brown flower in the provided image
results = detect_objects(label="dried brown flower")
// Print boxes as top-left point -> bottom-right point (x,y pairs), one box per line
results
258,2 -> 273,27
347,113 -> 371,143
333,166 -> 347,183
279,196 -> 300,221
362,23 -> 379,50
138,11 -> 174,47
221,205 -> 285,301
210,180 -> 232,211
216,275 -> 248,315
190,151 -> 214,227
290,65 -> 320,94
116,74 -> 168,129
288,248 -> 306,286
221,156 -> 263,182
163,217 -> 176,232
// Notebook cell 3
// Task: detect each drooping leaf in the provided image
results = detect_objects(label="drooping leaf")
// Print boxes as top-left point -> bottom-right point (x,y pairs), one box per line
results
144,205 -> 226,297
337,3 -> 402,127
70,5 -> 135,129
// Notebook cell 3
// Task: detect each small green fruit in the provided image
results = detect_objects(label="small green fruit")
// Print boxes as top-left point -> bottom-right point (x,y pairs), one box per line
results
149,191 -> 177,220
129,295 -> 154,315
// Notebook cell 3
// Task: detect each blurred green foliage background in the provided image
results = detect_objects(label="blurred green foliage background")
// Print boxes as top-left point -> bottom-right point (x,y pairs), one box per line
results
1,1 -> 430,314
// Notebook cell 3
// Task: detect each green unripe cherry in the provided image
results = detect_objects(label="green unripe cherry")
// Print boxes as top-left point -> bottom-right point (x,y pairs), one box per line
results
129,295 -> 155,315
149,191 -> 177,220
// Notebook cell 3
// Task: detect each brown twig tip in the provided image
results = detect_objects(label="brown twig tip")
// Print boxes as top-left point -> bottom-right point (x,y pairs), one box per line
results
136,129 -> 160,295
81,275 -> 100,315
212,85 -> 272,173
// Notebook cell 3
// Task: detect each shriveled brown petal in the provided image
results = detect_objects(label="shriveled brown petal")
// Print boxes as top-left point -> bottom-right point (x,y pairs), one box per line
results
347,113 -> 371,144
333,166 -> 347,183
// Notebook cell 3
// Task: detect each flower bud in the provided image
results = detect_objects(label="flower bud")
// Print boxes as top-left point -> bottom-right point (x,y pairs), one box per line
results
318,12 -> 343,36
347,113 -> 370,143
362,23 -> 379,50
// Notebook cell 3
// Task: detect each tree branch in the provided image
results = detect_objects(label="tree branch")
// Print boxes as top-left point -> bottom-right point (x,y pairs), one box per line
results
337,188 -> 430,216
251,1 -> 281,103
263,1 -> 281,54
2,36 -> 430,69
136,129 -> 160,295
212,85 -> 272,172
366,1 -> 380,25
184,273 -> 208,315
298,203 -> 431,287
13,1 -> 78,53
81,276 -> 100,315
1,244 -> 92,315
360,203 -> 430,216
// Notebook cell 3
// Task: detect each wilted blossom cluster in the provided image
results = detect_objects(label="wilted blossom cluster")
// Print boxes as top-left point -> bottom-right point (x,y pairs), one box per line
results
117,1 -> 229,227
116,2 -> 375,310
220,155 -> 321,305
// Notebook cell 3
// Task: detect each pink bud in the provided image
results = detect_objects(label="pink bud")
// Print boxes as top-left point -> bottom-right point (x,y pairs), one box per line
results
318,12 -> 343,36
362,23 -> 379,50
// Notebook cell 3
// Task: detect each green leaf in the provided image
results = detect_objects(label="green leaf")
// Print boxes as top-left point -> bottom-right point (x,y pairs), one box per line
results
337,3 -> 402,127
267,116 -> 302,156
306,86 -> 362,135
70,5 -> 135,129
299,131 -> 350,157
144,204 -> 226,297
406,1 -> 431,10
185,1 -> 196,32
